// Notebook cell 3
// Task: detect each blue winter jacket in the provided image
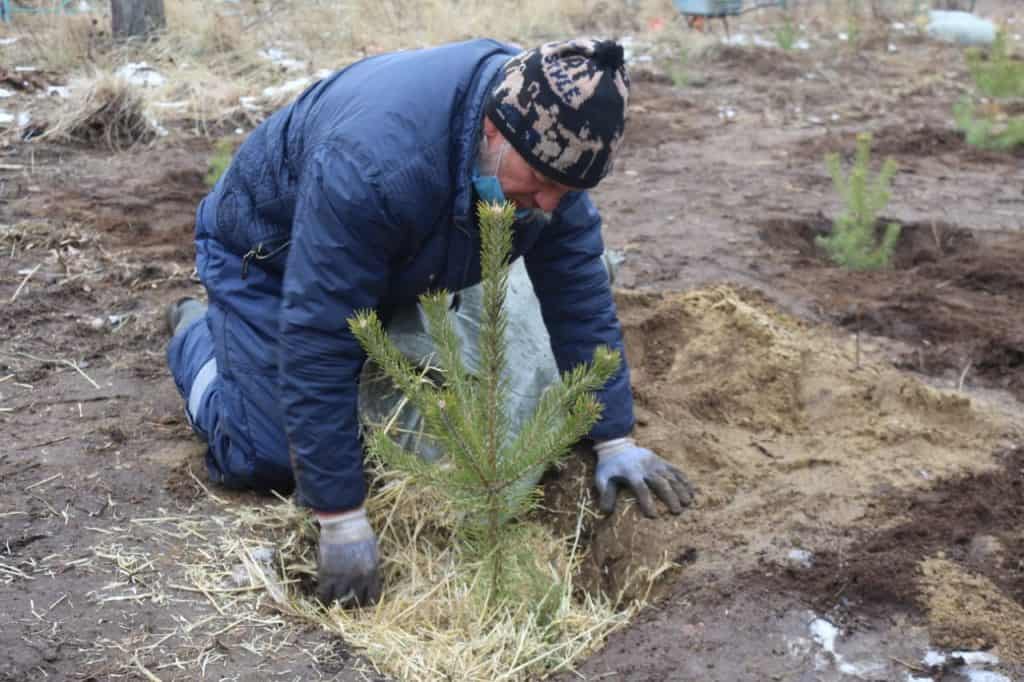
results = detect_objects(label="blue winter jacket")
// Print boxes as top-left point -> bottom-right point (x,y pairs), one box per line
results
197,39 -> 635,512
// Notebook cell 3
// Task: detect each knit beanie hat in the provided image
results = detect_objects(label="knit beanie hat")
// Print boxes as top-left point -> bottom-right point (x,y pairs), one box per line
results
485,38 -> 630,190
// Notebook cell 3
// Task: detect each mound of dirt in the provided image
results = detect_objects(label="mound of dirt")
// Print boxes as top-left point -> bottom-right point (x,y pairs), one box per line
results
542,286 -> 1015,602
921,556 -> 1024,662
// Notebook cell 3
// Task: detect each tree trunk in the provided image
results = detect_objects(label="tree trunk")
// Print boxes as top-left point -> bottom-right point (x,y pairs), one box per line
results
111,0 -> 166,39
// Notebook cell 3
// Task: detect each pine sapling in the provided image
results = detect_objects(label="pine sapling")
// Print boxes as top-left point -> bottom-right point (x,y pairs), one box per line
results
955,34 -> 1024,151
966,31 -> 1024,99
817,133 -> 901,271
348,201 -> 621,608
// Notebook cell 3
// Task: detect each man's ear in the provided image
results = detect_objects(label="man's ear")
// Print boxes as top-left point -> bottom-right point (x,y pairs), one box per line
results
482,115 -> 500,142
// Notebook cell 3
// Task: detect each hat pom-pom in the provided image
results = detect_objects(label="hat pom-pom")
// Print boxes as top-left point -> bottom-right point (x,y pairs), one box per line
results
593,41 -> 625,70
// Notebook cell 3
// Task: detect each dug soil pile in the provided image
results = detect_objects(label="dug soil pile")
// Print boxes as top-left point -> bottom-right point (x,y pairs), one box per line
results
544,285 -> 1021,659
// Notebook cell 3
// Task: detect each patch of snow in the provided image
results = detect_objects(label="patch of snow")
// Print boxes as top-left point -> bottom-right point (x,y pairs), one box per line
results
810,619 -> 838,651
838,32 -> 849,41
892,22 -> 907,31
809,618 -> 887,680
153,101 -> 188,110
0,37 -> 19,46
259,48 -> 306,72
953,651 -> 1000,667
787,548 -> 814,568
16,111 -> 29,128
0,89 -> 11,98
0,111 -> 13,126
794,39 -> 810,50
262,78 -> 312,100
923,649 -> 1006,682
906,676 -> 934,682
964,672 -> 1009,682
116,62 -> 166,88
14,66 -> 38,72
234,127 -> 244,135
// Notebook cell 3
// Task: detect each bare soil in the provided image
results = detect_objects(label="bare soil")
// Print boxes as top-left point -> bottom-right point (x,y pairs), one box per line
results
3,5 -> 1024,681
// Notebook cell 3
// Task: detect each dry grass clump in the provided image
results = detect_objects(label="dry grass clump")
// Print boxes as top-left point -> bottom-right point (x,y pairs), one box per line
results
45,73 -> 158,150
203,461 -> 639,681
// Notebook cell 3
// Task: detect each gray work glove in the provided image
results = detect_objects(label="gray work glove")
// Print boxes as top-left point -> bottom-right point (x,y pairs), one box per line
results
315,507 -> 382,607
594,437 -> 695,518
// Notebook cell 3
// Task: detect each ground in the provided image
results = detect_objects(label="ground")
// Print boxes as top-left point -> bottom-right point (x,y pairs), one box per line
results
2,4 -> 1024,681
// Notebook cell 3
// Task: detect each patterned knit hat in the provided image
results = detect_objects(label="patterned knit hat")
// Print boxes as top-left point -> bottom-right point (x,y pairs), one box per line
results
485,38 -> 630,190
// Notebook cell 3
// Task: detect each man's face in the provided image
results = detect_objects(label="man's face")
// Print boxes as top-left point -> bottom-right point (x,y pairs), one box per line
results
481,119 -> 578,214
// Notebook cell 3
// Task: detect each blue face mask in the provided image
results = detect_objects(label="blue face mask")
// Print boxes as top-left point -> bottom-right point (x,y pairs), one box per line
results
472,173 -> 506,205
472,141 -> 536,221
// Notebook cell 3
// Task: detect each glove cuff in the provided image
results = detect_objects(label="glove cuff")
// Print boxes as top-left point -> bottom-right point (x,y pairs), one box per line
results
594,436 -> 635,459
316,507 -> 375,543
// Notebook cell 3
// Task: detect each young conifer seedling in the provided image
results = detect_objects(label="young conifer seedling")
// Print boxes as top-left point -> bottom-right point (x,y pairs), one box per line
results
955,32 -> 1024,151
348,200 -> 620,608
817,133 -> 901,271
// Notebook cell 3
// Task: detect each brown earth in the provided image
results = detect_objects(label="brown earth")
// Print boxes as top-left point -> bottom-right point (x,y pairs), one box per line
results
4,4 -> 1024,681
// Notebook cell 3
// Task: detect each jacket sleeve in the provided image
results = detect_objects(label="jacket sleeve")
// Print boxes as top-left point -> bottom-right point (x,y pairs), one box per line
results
279,142 -> 400,512
523,192 -> 635,440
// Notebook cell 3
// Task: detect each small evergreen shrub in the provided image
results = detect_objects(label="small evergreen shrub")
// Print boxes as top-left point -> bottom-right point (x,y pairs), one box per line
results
349,201 -> 620,608
774,16 -> 798,52
956,34 -> 1024,152
966,32 -> 1024,99
954,98 -> 1024,150
816,133 -> 901,271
